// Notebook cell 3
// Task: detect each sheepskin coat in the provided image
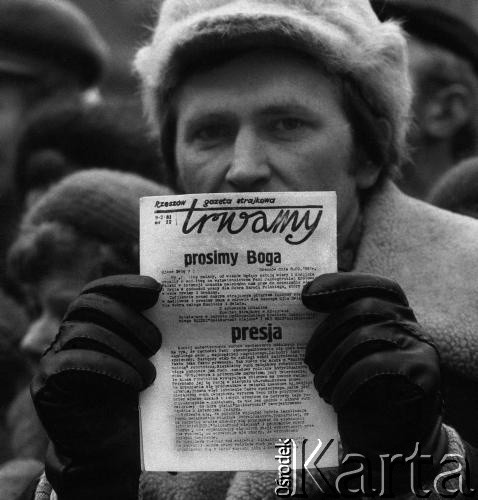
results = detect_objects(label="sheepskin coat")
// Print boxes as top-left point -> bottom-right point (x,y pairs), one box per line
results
357,181 -> 478,382
34,182 -> 478,499
355,182 -> 478,447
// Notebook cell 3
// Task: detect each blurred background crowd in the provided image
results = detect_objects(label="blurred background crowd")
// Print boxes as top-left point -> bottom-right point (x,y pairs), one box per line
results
0,0 -> 478,497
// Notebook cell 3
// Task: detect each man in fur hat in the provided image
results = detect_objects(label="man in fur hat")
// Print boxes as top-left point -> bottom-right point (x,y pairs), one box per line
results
372,0 -> 478,201
28,0 -> 478,498
0,0 -> 108,283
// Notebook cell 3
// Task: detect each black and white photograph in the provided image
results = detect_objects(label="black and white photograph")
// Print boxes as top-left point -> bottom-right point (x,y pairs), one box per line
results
0,0 -> 478,498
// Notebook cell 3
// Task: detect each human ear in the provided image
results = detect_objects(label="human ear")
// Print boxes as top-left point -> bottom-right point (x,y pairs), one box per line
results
354,118 -> 391,189
355,160 -> 381,189
422,83 -> 471,140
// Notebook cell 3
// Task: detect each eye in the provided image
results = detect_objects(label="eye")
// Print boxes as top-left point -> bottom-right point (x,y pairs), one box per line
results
272,117 -> 307,132
190,121 -> 232,146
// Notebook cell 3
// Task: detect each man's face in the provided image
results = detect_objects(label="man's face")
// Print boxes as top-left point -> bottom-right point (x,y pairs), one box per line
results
174,49 -> 374,234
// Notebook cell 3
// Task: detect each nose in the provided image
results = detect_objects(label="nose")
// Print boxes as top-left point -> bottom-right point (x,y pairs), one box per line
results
225,127 -> 271,190
21,313 -> 59,359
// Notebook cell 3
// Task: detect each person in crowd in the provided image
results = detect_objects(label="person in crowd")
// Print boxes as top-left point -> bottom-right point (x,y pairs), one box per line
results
1,169 -> 172,497
0,0 -> 108,283
7,168 -> 173,458
0,289 -> 33,498
372,0 -> 478,200
13,100 -> 171,209
428,157 -> 478,218
26,0 -> 478,498
0,291 -> 29,464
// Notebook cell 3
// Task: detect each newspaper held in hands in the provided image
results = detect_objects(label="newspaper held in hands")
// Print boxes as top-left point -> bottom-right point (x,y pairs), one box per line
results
139,192 -> 338,472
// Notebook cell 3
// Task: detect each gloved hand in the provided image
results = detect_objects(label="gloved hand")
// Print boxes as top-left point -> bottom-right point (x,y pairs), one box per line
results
31,275 -> 162,500
302,272 -> 447,493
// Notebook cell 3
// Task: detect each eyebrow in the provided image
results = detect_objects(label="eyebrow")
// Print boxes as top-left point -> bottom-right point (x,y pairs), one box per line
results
185,111 -> 234,122
257,103 -> 314,116
180,112 -> 235,135
183,102 -> 314,125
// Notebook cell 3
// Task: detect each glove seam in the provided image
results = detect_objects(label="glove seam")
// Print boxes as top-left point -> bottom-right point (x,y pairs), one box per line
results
338,370 -> 422,408
395,321 -> 440,359
44,366 -> 136,387
55,330 -> 140,367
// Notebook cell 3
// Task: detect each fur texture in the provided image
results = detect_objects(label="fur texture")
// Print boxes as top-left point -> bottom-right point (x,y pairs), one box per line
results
356,181 -> 478,380
134,0 -> 411,165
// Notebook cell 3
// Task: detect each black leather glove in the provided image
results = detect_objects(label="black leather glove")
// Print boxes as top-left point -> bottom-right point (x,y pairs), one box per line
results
31,275 -> 162,500
302,272 -> 447,494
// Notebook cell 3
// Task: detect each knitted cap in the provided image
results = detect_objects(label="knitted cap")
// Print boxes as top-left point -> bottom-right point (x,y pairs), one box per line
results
135,0 -> 412,165
0,0 -> 109,88
371,0 -> 478,73
21,169 -> 173,247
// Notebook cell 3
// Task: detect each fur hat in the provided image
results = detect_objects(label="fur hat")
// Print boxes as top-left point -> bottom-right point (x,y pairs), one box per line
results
0,0 -> 108,88
21,168 -> 173,247
135,0 -> 412,168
